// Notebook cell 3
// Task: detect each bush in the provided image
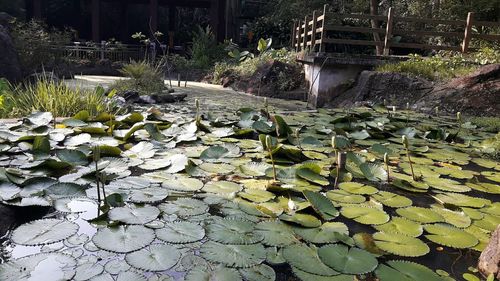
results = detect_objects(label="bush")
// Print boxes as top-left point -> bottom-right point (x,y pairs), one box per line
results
376,47 -> 500,80
0,76 -> 107,118
10,20 -> 73,73
111,60 -> 166,95
190,26 -> 228,69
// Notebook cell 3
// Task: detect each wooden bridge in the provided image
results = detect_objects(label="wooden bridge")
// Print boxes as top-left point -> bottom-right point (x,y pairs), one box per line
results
292,6 -> 500,56
291,6 -> 500,108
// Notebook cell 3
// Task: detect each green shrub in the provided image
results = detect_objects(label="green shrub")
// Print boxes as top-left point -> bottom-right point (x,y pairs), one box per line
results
0,76 -> 107,118
470,117 -> 500,133
10,20 -> 73,73
111,60 -> 166,95
376,48 -> 500,81
190,26 -> 227,69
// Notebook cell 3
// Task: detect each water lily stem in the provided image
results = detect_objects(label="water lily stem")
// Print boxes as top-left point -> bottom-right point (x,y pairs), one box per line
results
406,149 -> 417,181
268,147 -> 277,181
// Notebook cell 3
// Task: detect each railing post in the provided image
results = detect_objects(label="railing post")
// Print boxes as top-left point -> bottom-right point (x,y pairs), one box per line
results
311,11 -> 318,52
319,4 -> 328,53
462,12 -> 474,53
296,20 -> 302,51
303,15 -> 309,51
100,40 -> 106,60
291,21 -> 297,49
383,7 -> 394,56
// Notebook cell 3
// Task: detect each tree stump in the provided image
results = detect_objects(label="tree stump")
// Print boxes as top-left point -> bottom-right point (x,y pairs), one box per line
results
479,225 -> 500,279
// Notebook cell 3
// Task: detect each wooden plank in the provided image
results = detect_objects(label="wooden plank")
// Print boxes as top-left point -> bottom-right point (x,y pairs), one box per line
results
472,33 -> 500,41
311,10 -> 318,51
473,20 -> 500,28
322,38 -> 384,46
392,29 -> 463,38
383,7 -> 394,56
337,14 -> 387,21
303,15 -> 308,51
394,16 -> 465,26
296,19 -> 302,51
390,42 -> 461,51
291,21 -> 297,49
319,4 -> 328,53
317,15 -> 324,21
323,24 -> 386,34
462,12 -> 474,53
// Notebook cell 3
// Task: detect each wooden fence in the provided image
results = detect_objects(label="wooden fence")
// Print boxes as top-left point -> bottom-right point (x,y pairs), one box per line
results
50,42 -> 158,62
292,6 -> 500,56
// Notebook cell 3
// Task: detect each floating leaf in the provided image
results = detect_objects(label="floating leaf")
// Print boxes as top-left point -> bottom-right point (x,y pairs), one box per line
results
279,212 -> 321,228
293,222 -> 352,244
11,219 -> 79,246
92,225 -> 155,253
128,187 -> 168,203
326,189 -> 366,204
207,218 -> 263,244
239,264 -> 276,281
203,181 -> 242,194
108,205 -> 160,224
375,260 -> 443,281
162,176 -> 203,192
254,221 -> 299,246
185,267 -> 241,281
303,190 -> 339,220
159,198 -> 209,218
282,244 -> 338,276
341,205 -> 390,225
339,182 -> 378,195
318,244 -> 378,274
424,223 -> 478,249
434,193 -> 490,208
125,244 -> 181,271
200,241 -> 266,268
396,207 -> 444,223
0,253 -> 76,280
296,168 -> 329,186
372,232 -> 429,257
371,191 -> 412,208
374,217 -> 423,237
359,162 -> 387,182
56,149 -> 88,166
156,221 -> 205,243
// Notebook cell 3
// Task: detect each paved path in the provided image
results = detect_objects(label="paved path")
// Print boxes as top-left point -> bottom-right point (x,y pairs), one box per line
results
67,75 -> 308,112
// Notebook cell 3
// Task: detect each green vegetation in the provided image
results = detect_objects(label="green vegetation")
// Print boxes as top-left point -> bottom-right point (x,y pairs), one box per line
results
470,117 -> 500,133
10,20 -> 73,73
0,76 -> 107,118
111,60 -> 166,95
376,48 -> 500,80
0,100 -> 498,280
190,26 -> 227,69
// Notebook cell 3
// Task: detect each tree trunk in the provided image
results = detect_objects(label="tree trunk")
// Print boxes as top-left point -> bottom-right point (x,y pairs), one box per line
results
370,0 -> 383,55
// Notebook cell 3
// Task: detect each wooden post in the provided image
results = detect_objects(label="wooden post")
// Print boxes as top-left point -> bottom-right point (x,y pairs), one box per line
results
311,11 -> 318,52
383,7 -> 394,56
462,12 -> 474,53
210,0 -> 220,40
303,15 -> 309,51
91,0 -> 100,42
291,21 -> 297,49
370,0 -> 383,55
296,20 -> 302,51
319,5 -> 328,53
149,0 -> 158,33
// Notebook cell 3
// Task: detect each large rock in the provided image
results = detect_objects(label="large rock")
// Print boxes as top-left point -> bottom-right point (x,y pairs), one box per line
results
329,71 -> 434,109
479,225 -> 500,279
0,24 -> 22,82
328,64 -> 500,116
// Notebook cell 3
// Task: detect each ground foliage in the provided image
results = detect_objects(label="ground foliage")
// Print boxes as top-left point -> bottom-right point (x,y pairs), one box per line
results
0,99 -> 498,280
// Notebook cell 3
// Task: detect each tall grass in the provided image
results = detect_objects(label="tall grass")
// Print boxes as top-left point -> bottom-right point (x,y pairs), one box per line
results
111,60 -> 166,95
0,76 -> 107,118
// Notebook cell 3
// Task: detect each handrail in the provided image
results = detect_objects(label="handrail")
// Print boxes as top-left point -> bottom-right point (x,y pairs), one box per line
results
292,6 -> 500,56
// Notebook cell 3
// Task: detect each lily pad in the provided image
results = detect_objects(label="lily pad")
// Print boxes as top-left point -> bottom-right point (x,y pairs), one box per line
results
318,244 -> 378,274
372,232 -> 430,257
92,225 -> 155,253
125,244 -> 181,271
200,241 -> 266,268
11,219 -> 79,246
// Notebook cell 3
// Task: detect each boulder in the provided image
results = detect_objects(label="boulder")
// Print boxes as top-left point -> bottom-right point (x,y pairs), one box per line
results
479,225 -> 500,279
0,24 -> 22,82
328,64 -> 500,116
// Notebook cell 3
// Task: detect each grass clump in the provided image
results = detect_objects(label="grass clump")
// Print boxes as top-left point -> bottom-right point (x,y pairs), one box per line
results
0,76 -> 107,118
470,117 -> 500,133
111,60 -> 166,95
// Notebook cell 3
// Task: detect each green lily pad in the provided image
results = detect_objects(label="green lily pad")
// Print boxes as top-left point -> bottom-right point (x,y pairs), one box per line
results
283,244 -> 339,276
303,190 -> 339,220
341,205 -> 390,225
396,207 -> 444,223
200,241 -> 266,268
424,223 -> 479,249
375,260 -> 443,281
372,232 -> 429,257
318,244 -> 378,274
125,244 -> 181,271
374,217 -> 423,237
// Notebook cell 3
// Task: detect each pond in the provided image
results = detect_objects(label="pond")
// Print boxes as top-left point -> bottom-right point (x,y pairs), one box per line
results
0,94 -> 498,281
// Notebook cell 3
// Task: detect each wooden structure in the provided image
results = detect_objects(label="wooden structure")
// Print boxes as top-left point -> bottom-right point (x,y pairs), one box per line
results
28,0 -> 239,45
292,5 -> 500,55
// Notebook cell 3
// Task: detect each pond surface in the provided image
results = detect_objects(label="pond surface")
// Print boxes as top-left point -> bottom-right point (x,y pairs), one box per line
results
0,86 -> 499,281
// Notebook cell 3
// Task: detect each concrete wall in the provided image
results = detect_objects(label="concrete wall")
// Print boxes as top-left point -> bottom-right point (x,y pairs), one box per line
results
305,62 -> 367,107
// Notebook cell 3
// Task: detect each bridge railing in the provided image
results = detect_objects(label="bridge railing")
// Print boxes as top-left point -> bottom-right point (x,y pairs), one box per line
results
292,6 -> 500,56
50,42 -> 154,62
